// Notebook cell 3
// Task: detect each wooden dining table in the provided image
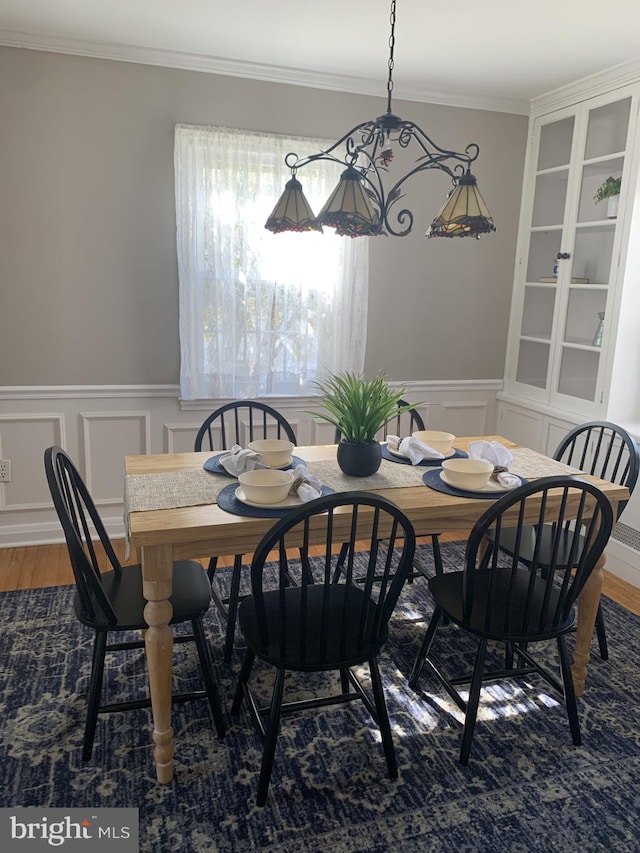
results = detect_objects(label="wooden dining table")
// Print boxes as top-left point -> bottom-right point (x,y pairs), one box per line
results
125,435 -> 629,783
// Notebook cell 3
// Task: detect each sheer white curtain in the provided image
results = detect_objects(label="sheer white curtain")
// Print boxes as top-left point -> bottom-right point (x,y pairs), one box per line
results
174,124 -> 369,400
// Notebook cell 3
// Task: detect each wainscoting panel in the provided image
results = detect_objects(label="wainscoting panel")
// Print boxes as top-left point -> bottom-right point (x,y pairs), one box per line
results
0,381 -> 501,548
439,401 -> 489,437
80,411 -> 151,505
0,413 -> 64,511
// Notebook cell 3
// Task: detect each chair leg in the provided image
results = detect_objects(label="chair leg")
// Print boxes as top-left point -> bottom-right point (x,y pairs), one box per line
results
504,642 -> 514,669
231,649 -> 256,715
332,542 -> 349,583
431,534 -> 444,576
83,631 -> 108,761
223,554 -> 244,663
257,668 -> 286,807
459,638 -> 488,766
408,607 -> 442,690
191,617 -> 226,738
369,657 -> 397,779
206,555 -> 218,583
430,534 -> 451,624
339,667 -> 350,694
595,603 -> 609,660
558,634 -> 581,746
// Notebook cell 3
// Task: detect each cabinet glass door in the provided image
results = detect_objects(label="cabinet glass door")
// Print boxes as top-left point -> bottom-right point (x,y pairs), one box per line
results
551,96 -> 630,412
514,114 -> 574,398
510,92 -> 632,416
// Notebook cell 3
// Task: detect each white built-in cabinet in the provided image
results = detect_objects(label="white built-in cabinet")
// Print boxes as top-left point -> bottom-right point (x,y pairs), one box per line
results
499,67 -> 640,456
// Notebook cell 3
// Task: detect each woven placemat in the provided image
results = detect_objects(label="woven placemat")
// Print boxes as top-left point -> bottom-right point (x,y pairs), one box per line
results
125,470 -> 227,514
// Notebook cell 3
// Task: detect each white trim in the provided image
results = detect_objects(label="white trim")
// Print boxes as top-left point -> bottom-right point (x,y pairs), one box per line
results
179,379 -> 505,412
0,379 -> 503,404
0,31 -> 529,115
531,58 -> 640,116
605,538 -> 640,589
0,517 -> 126,549
0,385 -> 180,400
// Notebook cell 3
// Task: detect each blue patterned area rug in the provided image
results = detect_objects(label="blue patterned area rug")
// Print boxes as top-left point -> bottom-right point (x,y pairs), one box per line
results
1,541 -> 639,852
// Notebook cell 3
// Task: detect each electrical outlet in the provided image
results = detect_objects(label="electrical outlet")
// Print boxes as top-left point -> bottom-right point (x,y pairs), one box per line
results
0,460 -> 11,482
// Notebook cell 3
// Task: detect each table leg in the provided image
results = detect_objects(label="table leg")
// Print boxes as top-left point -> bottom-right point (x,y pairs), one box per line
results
571,551 -> 604,698
141,543 -> 175,783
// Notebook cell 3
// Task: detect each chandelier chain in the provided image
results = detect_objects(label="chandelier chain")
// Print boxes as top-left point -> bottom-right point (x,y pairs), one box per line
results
386,0 -> 396,114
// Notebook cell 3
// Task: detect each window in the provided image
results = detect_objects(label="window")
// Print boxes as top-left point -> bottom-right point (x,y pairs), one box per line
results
174,124 -> 368,400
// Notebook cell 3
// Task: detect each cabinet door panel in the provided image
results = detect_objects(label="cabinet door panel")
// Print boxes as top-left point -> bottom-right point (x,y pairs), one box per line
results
584,98 -> 631,159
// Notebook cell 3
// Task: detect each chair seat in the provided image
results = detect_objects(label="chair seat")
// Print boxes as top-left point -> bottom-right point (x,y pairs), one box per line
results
238,584 -> 387,670
487,524 -> 585,569
429,568 -> 575,642
74,560 -> 211,631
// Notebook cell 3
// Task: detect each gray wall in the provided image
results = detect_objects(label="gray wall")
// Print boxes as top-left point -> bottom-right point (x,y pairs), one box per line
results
0,46 -> 528,387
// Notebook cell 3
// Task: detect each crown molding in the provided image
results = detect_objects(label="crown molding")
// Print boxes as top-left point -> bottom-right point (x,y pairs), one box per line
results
0,30 -> 529,115
530,57 -> 640,116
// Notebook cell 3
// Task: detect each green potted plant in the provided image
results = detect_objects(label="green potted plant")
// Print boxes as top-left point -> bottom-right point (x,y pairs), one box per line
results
594,176 -> 621,218
308,371 -> 420,476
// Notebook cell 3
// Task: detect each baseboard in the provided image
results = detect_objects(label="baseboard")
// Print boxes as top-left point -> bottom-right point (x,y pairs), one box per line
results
604,538 -> 640,589
0,516 -> 126,550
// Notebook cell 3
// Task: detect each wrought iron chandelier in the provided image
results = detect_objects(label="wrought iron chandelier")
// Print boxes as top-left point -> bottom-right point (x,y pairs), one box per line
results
265,0 -> 496,239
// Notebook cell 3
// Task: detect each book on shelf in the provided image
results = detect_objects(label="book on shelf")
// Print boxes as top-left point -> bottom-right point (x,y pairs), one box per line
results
539,277 -> 590,284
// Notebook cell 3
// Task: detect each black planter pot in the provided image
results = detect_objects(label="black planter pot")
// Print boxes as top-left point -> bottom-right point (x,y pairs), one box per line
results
336,439 -> 382,477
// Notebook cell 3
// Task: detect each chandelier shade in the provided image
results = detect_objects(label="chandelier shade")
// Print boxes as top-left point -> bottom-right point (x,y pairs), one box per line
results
264,176 -> 322,233
427,172 -> 496,238
315,166 -> 380,237
264,0 -> 495,240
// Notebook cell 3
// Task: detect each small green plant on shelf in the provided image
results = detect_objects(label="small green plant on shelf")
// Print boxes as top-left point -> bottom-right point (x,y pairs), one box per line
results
593,176 -> 621,204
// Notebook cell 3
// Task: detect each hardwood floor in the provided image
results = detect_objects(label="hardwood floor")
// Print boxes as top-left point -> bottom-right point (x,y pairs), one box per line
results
2,535 -> 640,616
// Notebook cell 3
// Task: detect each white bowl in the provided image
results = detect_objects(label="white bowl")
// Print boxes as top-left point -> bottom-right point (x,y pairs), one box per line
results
247,439 -> 295,468
238,469 -> 294,504
412,430 -> 456,455
441,457 -> 493,490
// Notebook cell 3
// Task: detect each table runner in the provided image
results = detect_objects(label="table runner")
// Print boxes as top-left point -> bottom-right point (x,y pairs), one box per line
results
124,457 -> 424,516
124,446 -> 584,517
508,446 -> 583,478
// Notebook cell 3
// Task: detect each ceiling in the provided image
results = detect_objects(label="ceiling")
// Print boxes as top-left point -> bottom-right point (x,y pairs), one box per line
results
2,0 -> 640,114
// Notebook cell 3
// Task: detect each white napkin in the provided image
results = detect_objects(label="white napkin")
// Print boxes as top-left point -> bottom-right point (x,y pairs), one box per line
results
467,440 -> 521,489
289,464 -> 322,502
387,434 -> 444,465
218,444 -> 268,476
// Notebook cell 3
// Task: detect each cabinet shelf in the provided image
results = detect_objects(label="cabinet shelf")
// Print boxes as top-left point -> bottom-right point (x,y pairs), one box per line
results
539,277 -> 590,284
520,334 -> 552,344
562,338 -> 601,349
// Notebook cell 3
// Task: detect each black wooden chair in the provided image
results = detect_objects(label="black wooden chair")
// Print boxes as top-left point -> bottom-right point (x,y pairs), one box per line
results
334,399 -> 443,581
195,400 -> 297,662
231,491 -> 416,806
487,421 -> 639,659
44,446 -> 226,761
409,475 -> 614,766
